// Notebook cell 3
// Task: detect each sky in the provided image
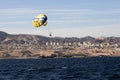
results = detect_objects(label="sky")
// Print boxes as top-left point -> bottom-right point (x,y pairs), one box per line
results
0,0 -> 120,37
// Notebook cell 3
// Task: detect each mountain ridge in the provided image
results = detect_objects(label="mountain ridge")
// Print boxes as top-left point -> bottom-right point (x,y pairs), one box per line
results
0,31 -> 120,58
0,31 -> 120,44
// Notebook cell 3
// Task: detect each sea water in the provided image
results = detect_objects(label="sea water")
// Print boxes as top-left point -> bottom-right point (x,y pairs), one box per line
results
0,57 -> 120,80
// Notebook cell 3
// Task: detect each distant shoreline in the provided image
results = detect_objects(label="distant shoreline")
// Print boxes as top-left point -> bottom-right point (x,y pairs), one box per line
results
0,31 -> 120,59
0,56 -> 120,60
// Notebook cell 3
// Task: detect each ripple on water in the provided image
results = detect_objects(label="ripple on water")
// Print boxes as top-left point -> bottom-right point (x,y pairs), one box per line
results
0,57 -> 120,80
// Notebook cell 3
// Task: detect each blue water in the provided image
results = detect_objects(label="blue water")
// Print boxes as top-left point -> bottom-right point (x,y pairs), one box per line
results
0,57 -> 120,80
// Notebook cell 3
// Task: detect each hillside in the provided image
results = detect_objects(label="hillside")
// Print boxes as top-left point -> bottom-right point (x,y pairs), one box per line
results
0,31 -> 120,44
0,31 -> 120,58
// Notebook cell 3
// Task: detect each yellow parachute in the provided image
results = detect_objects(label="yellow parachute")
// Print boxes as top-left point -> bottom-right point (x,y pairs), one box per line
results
32,14 -> 47,28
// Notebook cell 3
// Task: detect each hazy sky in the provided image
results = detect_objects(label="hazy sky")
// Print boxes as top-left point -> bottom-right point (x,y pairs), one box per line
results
0,0 -> 120,37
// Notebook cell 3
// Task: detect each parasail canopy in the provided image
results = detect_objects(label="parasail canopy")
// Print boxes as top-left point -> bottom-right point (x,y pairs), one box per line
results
32,14 -> 47,28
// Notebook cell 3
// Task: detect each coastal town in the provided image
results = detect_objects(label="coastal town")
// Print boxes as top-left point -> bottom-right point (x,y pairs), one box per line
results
0,31 -> 120,58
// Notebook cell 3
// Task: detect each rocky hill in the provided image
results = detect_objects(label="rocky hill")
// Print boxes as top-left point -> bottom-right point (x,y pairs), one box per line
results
0,31 -> 120,44
0,31 -> 49,43
0,31 -> 120,58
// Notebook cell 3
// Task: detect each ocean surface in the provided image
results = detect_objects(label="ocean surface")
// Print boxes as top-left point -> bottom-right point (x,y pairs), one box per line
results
0,57 -> 120,80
